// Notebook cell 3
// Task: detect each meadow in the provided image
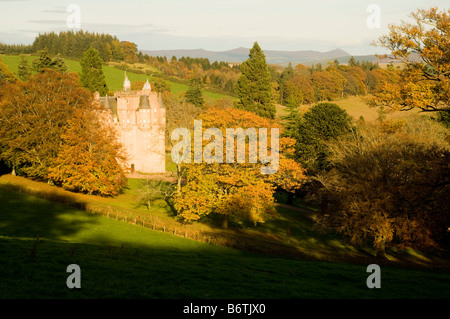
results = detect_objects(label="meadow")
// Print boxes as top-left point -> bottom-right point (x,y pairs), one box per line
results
0,54 -> 235,103
1,181 -> 450,299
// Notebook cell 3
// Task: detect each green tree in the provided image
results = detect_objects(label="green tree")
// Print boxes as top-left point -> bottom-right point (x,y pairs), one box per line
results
136,179 -> 171,209
152,78 -> 171,93
185,78 -> 204,108
235,42 -> 276,119
80,47 -> 108,95
32,49 -> 68,73
17,55 -> 31,81
294,102 -> 353,173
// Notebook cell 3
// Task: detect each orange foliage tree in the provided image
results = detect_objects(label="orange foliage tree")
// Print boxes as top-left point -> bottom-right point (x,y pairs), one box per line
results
371,7 -> 450,113
48,106 -> 127,196
173,107 -> 307,227
0,69 -> 127,195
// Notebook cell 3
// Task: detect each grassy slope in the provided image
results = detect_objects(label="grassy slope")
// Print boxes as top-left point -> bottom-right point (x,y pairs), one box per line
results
0,54 -> 234,103
1,184 -> 450,299
276,96 -> 422,122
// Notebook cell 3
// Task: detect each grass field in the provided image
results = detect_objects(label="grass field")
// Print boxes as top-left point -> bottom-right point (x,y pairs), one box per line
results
276,96 -> 423,122
1,182 -> 450,299
0,54 -> 234,103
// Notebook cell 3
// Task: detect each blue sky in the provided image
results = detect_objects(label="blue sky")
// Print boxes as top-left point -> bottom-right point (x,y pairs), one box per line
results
0,0 -> 448,55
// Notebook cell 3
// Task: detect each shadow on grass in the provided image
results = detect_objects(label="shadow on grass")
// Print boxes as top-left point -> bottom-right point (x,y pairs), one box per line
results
0,184 -> 100,241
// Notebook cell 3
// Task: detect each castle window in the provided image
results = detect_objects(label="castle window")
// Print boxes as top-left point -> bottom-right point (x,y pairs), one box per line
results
143,119 -> 146,123
154,108 -> 157,112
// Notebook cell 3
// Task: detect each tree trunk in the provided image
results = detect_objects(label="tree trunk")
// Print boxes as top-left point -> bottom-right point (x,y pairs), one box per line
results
11,167 -> 16,176
222,215 -> 228,229
147,200 -> 151,210
376,238 -> 387,259
177,164 -> 182,193
287,192 -> 294,205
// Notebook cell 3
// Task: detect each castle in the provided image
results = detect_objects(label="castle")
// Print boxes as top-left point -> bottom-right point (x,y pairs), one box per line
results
97,73 -> 166,174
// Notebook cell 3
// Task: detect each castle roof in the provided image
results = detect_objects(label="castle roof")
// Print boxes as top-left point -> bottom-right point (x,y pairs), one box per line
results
143,78 -> 151,91
100,96 -> 118,116
139,95 -> 150,109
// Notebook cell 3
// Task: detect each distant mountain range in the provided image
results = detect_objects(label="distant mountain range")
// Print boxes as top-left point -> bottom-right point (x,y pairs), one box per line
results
142,47 -> 378,66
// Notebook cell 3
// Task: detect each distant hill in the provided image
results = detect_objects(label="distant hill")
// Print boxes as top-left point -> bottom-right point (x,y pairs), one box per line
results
142,47 -> 376,65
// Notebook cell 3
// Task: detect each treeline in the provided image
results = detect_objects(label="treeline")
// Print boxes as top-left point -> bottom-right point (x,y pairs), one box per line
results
271,59 -> 399,108
1,30 -> 140,63
146,55 -> 240,94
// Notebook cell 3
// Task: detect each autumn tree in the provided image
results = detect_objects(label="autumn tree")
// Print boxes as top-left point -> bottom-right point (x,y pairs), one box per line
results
371,7 -> 450,116
0,70 -> 91,179
314,118 -> 450,257
152,78 -> 171,93
235,42 -> 276,119
0,59 -> 18,85
80,47 -> 108,95
173,107 -> 306,227
0,69 -> 127,196
48,105 -> 127,196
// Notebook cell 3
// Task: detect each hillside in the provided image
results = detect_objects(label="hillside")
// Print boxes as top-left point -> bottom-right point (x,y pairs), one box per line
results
142,47 -> 375,65
1,177 -> 450,298
0,54 -> 235,102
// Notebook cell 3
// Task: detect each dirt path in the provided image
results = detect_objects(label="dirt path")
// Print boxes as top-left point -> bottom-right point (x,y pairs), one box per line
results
126,172 -> 176,183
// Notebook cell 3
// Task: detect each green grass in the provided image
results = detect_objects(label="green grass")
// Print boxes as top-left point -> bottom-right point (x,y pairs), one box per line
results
1,183 -> 450,298
0,54 -> 234,102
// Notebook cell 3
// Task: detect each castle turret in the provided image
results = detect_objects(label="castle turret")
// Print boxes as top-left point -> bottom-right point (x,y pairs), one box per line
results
143,78 -> 151,92
123,72 -> 131,91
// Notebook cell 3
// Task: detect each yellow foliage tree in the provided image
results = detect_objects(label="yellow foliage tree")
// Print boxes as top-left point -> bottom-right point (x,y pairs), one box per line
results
173,107 -> 307,227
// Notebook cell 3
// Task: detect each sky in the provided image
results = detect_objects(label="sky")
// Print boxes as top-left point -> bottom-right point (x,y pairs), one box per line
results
0,0 -> 448,55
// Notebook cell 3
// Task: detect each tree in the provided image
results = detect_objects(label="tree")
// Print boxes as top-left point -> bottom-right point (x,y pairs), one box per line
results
173,107 -> 306,227
17,55 -> 31,81
152,78 -> 171,93
279,62 -> 295,105
185,78 -> 204,108
235,42 -> 276,119
0,59 -> 18,85
48,105 -> 127,196
164,93 -> 200,192
0,70 -> 92,179
32,49 -> 68,73
293,103 -> 353,174
80,47 -> 108,95
136,179 -> 170,209
314,118 -> 450,257
372,7 -> 450,113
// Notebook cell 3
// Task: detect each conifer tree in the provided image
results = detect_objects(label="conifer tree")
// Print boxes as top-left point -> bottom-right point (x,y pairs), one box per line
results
185,78 -> 204,108
235,42 -> 275,119
80,47 -> 108,95
17,55 -> 31,81
32,49 -> 68,73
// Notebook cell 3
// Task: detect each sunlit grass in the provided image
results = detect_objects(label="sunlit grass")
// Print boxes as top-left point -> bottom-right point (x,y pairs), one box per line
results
0,54 -> 234,101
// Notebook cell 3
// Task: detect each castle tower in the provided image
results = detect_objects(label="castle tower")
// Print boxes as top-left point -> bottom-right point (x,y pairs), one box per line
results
100,74 -> 166,174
